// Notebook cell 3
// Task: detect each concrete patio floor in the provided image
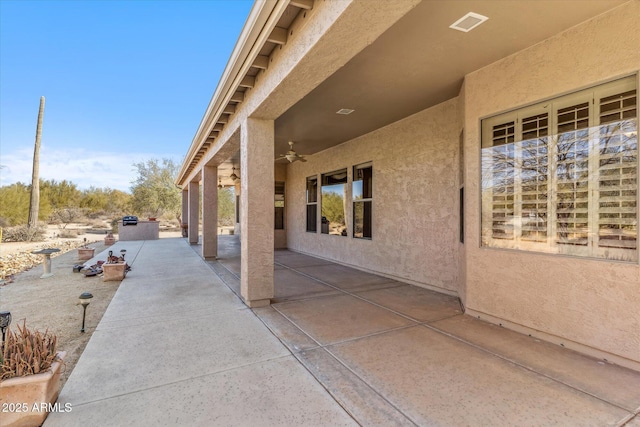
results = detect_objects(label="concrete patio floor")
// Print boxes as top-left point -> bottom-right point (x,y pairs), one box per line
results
46,236 -> 640,426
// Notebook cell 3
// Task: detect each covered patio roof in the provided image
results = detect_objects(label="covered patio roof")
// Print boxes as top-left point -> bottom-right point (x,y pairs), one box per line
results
177,0 -> 626,187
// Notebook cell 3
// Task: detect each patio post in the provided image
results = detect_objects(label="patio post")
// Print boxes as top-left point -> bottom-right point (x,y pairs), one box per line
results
181,189 -> 188,235
202,164 -> 218,259
239,117 -> 274,307
188,180 -> 199,245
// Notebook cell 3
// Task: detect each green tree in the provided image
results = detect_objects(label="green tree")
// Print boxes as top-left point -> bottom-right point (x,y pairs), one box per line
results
218,187 -> 235,226
41,179 -> 81,210
108,189 -> 133,215
80,186 -> 110,213
321,191 -> 345,224
130,158 -> 181,219
0,183 -> 30,226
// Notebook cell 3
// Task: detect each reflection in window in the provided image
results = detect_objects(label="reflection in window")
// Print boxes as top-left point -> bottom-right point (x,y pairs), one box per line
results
321,169 -> 347,235
275,182 -> 285,230
306,176 -> 317,232
481,76 -> 637,262
353,163 -> 372,239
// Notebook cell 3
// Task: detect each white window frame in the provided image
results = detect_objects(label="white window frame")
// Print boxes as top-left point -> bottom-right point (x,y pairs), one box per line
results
353,162 -> 373,239
481,76 -> 638,262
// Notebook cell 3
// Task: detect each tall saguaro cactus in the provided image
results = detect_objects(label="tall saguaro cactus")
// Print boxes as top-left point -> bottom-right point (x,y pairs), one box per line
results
28,96 -> 45,229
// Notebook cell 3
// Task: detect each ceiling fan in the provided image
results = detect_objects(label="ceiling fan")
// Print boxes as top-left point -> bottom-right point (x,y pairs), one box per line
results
276,141 -> 307,163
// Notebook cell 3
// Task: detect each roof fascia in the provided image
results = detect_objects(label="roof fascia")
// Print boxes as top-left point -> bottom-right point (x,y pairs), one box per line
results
177,0 -> 288,186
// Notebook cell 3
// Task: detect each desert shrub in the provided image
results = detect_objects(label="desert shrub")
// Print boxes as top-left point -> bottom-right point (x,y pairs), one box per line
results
1,321 -> 59,380
48,208 -> 86,228
1,224 -> 47,242
57,229 -> 79,238
84,218 -> 106,228
0,217 -> 10,228
110,218 -> 120,233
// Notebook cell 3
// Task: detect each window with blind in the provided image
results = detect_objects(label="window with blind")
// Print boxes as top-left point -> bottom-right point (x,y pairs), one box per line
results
321,169 -> 348,236
275,182 -> 285,230
481,76 -> 638,262
353,162 -> 372,239
306,176 -> 317,232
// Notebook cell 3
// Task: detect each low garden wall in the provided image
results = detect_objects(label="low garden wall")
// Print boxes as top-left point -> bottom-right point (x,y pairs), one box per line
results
117,221 -> 159,241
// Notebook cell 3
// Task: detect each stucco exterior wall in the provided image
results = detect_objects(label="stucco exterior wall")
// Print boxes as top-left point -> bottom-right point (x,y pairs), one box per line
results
287,98 -> 460,293
463,1 -> 640,365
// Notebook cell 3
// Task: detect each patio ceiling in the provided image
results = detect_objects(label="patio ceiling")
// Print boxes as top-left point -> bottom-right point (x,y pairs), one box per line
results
273,0 -> 626,158
185,0 -> 627,185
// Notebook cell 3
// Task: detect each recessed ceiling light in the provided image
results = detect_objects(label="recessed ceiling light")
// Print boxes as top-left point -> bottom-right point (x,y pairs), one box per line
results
450,12 -> 488,33
336,108 -> 355,115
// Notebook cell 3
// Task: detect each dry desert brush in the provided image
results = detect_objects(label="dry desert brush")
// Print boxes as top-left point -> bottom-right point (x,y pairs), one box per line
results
1,321 -> 59,381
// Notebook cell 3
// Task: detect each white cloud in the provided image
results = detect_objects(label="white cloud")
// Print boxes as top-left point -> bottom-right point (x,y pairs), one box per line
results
0,146 -> 181,192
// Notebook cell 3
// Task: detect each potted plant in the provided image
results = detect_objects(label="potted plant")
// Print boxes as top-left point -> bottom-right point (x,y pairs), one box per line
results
102,250 -> 129,282
77,238 -> 95,261
104,232 -> 116,246
0,321 -> 66,427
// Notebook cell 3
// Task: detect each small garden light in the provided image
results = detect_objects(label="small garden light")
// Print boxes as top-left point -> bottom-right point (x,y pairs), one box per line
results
0,310 -> 11,348
79,292 -> 93,333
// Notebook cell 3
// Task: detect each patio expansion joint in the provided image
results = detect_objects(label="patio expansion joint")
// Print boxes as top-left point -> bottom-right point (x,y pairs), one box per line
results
276,261 -> 634,414
96,306 -> 249,331
264,306 -> 420,427
421,322 -> 636,414
271,303 -> 421,350
123,239 -> 146,266
276,261 -> 463,326
616,410 -> 640,427
61,353 -> 295,410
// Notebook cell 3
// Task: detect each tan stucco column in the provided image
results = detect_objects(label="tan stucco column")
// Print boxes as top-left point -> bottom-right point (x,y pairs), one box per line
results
188,180 -> 199,245
240,118 -> 274,307
181,189 -> 188,227
201,164 -> 217,259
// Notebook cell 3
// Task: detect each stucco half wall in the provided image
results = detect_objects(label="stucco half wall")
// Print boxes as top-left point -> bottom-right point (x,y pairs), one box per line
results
286,98 -> 461,294
463,1 -> 640,367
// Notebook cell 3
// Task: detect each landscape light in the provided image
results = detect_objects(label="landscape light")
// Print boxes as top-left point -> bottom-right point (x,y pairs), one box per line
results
0,311 -> 11,348
79,292 -> 93,333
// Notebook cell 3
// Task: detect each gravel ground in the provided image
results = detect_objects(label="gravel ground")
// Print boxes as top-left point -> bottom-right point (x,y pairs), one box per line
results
0,238 -> 119,388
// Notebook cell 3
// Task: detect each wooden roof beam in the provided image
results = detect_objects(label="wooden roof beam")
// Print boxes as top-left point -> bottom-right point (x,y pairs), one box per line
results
268,27 -> 287,45
290,0 -> 313,10
251,55 -> 269,70
239,76 -> 255,88
230,91 -> 245,102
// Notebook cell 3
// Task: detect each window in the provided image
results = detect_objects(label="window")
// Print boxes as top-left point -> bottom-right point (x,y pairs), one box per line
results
306,176 -> 317,232
275,182 -> 285,230
481,76 -> 637,262
321,169 -> 347,235
353,162 -> 372,239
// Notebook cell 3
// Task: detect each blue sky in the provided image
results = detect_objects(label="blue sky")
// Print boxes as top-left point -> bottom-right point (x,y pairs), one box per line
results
0,0 -> 253,192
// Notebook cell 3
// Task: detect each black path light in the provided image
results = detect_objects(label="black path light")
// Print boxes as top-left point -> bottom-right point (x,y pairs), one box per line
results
0,311 -> 11,348
79,292 -> 93,333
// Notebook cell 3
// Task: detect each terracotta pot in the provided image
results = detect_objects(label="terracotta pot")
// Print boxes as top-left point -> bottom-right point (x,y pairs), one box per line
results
77,248 -> 95,261
103,262 -> 127,281
104,234 -> 116,246
0,351 -> 67,427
